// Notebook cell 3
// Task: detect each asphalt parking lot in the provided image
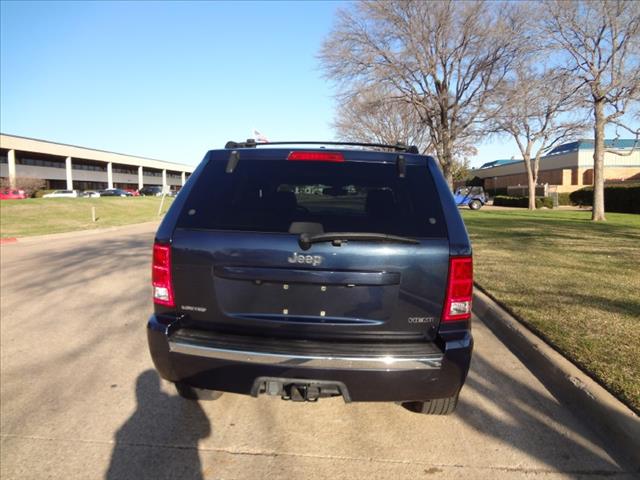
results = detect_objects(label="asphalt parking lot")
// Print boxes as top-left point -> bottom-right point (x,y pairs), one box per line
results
0,223 -> 635,479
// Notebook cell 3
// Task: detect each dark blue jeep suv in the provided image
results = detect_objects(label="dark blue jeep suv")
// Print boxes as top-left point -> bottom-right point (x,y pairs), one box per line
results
147,141 -> 473,414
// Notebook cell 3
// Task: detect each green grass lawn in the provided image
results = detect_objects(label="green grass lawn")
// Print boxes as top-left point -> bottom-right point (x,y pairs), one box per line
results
0,196 -> 174,238
462,209 -> 640,413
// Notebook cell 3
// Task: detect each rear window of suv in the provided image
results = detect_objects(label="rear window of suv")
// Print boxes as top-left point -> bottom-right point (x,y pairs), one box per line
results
177,157 -> 447,237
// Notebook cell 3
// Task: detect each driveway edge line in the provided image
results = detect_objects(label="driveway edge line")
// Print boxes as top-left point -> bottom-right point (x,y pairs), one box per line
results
473,285 -> 640,471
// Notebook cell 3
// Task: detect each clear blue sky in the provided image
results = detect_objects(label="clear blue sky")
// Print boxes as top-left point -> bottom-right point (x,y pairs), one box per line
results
0,0 -> 615,168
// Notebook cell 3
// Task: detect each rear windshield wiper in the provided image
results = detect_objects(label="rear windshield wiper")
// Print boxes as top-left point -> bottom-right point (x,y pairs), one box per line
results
298,232 -> 419,250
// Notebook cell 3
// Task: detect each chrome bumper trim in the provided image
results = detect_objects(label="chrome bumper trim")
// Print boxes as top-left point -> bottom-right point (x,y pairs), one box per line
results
168,340 -> 442,370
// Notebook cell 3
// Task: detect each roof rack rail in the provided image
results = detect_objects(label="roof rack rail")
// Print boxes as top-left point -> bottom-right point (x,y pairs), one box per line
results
223,140 -> 420,154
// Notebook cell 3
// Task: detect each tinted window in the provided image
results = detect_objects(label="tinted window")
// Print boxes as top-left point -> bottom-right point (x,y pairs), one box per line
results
177,158 -> 446,237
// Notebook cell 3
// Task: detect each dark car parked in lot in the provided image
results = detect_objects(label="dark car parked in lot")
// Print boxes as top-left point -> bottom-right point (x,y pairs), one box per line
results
147,140 -> 473,414
139,186 -> 164,196
99,188 -> 132,197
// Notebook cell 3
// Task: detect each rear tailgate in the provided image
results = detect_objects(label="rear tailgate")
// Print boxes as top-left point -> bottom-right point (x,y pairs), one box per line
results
170,149 -> 449,341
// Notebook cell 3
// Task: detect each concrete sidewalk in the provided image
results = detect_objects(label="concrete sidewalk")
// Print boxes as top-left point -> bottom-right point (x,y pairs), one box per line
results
474,287 -> 640,470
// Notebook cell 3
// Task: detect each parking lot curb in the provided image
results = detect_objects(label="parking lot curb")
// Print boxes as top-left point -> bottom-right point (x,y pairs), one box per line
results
0,237 -> 18,244
473,285 -> 640,470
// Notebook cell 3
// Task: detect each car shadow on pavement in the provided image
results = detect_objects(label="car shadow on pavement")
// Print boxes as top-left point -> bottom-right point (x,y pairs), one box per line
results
456,352 -> 636,475
2,236 -> 152,300
105,370 -> 210,480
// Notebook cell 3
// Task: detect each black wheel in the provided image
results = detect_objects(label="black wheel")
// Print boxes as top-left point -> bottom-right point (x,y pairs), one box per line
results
174,381 -> 223,401
469,199 -> 482,210
401,394 -> 459,415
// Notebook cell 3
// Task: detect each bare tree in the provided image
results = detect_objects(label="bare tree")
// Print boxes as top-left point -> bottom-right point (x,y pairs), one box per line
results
544,0 -> 640,221
333,84 -> 476,180
0,177 -> 45,197
320,0 -> 529,188
333,85 -> 432,153
493,66 -> 587,209
450,151 -> 474,183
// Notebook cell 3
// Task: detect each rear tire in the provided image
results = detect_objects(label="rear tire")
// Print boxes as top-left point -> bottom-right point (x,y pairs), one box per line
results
174,381 -> 223,401
401,394 -> 459,415
469,200 -> 482,210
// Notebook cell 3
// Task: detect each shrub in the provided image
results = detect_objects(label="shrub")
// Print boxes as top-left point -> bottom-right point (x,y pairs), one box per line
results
494,195 -> 524,207
538,196 -> 554,209
0,177 -> 46,197
494,195 -> 553,209
569,187 -> 593,207
569,185 -> 640,213
558,192 -> 573,206
606,185 -> 640,214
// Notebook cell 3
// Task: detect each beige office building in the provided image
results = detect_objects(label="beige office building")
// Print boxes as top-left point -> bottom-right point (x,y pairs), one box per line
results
0,133 -> 194,192
471,139 -> 640,193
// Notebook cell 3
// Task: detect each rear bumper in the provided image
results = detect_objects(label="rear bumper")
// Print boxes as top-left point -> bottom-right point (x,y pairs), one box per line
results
147,314 -> 473,402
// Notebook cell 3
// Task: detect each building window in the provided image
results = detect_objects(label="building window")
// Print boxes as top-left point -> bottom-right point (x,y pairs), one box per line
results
18,157 -> 65,168
73,163 -> 107,172
74,181 -> 108,190
46,180 -> 67,189
113,167 -> 137,175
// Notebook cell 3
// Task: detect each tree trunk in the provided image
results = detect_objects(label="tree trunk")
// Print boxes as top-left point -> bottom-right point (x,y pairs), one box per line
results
437,124 -> 454,190
592,99 -> 606,221
443,164 -> 453,190
522,151 -> 536,211
527,175 -> 536,210
531,151 -> 543,211
437,145 -> 454,190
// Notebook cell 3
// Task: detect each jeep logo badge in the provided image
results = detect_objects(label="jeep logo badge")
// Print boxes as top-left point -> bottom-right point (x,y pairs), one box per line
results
288,252 -> 323,266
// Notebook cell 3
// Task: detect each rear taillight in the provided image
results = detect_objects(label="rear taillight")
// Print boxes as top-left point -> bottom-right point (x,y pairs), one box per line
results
152,242 -> 174,307
442,256 -> 473,322
287,151 -> 344,162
